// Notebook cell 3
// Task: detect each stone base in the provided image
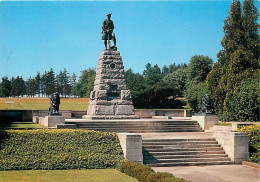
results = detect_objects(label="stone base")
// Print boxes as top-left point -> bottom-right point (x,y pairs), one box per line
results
38,116 -> 65,127
82,115 -> 139,119
192,113 -> 219,131
117,133 -> 143,164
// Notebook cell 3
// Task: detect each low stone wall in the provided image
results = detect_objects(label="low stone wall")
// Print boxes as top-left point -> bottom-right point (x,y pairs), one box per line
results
117,133 -> 143,164
192,114 -> 219,131
213,126 -> 249,164
0,110 -> 33,122
32,110 -> 72,119
134,109 -> 193,118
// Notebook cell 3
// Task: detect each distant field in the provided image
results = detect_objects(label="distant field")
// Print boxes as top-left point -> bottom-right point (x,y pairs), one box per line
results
0,97 -> 89,111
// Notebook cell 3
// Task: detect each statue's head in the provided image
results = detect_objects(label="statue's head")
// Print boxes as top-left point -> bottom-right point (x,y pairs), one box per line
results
107,13 -> 112,19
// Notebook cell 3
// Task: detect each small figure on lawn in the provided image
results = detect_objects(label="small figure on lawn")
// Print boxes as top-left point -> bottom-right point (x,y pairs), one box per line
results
49,92 -> 61,115
201,94 -> 211,113
102,13 -> 117,50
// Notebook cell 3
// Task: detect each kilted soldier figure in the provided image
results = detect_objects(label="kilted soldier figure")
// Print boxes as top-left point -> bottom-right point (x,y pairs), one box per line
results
102,13 -> 117,50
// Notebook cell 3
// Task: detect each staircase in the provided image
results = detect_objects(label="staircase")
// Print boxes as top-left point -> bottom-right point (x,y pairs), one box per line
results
65,120 -> 202,133
142,138 -> 232,166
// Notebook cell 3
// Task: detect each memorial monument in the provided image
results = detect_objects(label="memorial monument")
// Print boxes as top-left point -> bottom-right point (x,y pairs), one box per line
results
83,13 -> 139,119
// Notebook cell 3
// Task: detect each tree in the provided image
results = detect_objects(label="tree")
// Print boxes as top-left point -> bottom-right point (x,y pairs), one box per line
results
73,68 -> 95,97
185,55 -> 213,111
0,77 -> 11,98
34,72 -> 41,97
242,0 -> 260,58
10,76 -> 25,97
143,63 -> 162,87
163,68 -> 186,97
25,77 -> 37,97
207,0 -> 259,121
186,55 -> 213,82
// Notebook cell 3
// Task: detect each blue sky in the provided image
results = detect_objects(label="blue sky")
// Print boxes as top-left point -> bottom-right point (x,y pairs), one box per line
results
0,0 -> 257,79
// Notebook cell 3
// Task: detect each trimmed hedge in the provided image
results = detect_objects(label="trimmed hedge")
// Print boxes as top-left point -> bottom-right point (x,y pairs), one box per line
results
119,160 -> 187,182
0,129 -> 124,170
237,125 -> 260,164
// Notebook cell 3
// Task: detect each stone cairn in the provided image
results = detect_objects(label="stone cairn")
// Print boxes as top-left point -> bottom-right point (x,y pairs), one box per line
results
83,50 -> 139,119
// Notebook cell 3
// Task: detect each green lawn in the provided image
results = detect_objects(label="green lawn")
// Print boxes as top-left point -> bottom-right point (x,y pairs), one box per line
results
0,122 -> 46,129
0,98 -> 89,111
0,169 -> 137,182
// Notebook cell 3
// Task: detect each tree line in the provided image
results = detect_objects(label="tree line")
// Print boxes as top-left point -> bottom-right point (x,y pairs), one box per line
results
0,68 -> 77,98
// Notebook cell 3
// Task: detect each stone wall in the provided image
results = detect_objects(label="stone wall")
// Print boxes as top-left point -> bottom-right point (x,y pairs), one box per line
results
213,126 -> 249,164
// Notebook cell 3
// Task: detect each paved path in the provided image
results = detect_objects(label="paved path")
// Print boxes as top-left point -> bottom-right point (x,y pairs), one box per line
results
153,165 -> 260,182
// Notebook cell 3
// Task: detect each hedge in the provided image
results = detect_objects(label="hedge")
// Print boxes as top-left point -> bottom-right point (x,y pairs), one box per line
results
119,160 -> 187,182
237,125 -> 260,164
0,129 -> 124,170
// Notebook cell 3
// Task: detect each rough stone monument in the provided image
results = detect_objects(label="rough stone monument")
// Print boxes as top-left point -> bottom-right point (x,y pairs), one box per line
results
83,13 -> 138,119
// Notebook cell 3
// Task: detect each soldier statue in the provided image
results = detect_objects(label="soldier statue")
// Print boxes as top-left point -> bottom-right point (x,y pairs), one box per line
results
49,92 -> 61,115
102,13 -> 117,50
201,94 -> 211,113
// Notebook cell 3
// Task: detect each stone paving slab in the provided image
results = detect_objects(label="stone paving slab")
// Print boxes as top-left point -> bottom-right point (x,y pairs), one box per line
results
153,165 -> 260,182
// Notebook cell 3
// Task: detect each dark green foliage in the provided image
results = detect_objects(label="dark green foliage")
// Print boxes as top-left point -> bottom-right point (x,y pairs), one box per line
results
72,68 -> 96,98
229,77 -> 259,121
119,160 -> 187,182
163,68 -> 186,97
0,129 -> 123,170
184,55 -> 213,112
0,77 -> 11,98
185,81 -> 209,112
10,76 -> 26,97
238,125 -> 260,164
186,55 -> 213,82
126,64 -> 186,109
206,0 -> 259,121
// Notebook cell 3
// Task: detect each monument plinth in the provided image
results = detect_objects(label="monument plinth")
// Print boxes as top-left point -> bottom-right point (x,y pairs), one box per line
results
83,50 -> 139,119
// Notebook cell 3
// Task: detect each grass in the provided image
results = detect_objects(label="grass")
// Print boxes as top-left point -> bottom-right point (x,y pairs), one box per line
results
0,97 -> 89,111
218,122 -> 232,126
0,169 -> 138,182
0,122 -> 46,129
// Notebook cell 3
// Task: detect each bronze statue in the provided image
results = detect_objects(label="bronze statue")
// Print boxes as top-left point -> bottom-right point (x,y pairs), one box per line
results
102,13 -> 117,50
201,94 -> 211,113
49,92 -> 61,115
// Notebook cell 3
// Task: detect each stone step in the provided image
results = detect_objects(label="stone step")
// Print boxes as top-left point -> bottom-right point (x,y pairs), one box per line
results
142,151 -> 226,156
74,123 -> 200,127
144,157 -> 231,164
142,144 -> 221,149
143,154 -> 229,159
146,161 -> 233,167
142,138 -> 216,142
142,141 -> 218,145
77,129 -> 202,132
142,147 -> 224,152
78,126 -> 201,130
66,121 -> 198,125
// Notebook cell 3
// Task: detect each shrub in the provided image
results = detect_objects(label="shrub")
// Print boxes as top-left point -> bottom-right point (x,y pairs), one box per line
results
119,160 -> 187,182
238,125 -> 260,164
229,79 -> 260,121
0,129 -> 124,170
